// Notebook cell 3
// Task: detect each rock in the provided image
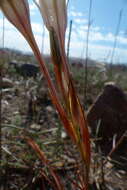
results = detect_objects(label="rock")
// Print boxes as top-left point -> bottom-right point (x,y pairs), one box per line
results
46,105 -> 54,112
9,62 -> 39,78
62,154 -> 75,164
87,82 -> 127,155
2,127 -> 12,136
61,131 -> 67,139
5,94 -> 13,100
2,89 -> 13,95
0,78 -> 13,88
2,100 -> 9,110
30,123 -> 41,130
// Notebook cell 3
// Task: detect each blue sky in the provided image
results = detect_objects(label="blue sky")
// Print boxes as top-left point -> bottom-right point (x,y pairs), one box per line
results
0,0 -> 127,63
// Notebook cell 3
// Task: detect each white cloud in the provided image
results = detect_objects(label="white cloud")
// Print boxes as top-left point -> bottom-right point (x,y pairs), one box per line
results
105,33 -> 114,42
69,10 -> 85,17
91,26 -> 100,32
90,31 -> 105,41
74,18 -> 87,24
0,6 -> 127,63
1,22 -> 127,63
29,1 -> 38,15
68,38 -> 127,63
78,25 -> 88,31
72,22 -> 127,45
118,36 -> 127,44
29,2 -> 36,11
0,29 -> 30,51
0,18 -> 15,30
31,22 -> 44,34
89,44 -> 127,63
0,16 -> 49,54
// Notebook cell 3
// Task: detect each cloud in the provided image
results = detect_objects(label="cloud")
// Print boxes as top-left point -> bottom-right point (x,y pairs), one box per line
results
89,44 -> 127,63
31,22 -> 44,34
29,2 -> 36,11
0,18 -> 15,30
0,19 -> 50,55
74,18 -> 87,24
91,26 -> 100,32
68,38 -> 127,63
1,21 -> 127,63
69,10 -> 85,17
0,29 -> 30,51
73,21 -> 127,45
118,35 -> 127,44
0,6 -> 127,63
29,1 -> 42,16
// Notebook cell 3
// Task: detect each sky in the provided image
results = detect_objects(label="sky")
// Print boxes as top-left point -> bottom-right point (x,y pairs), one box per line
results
0,0 -> 127,64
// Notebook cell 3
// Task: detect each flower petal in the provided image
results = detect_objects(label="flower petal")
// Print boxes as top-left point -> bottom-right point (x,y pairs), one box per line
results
0,0 -> 33,40
38,0 -> 67,43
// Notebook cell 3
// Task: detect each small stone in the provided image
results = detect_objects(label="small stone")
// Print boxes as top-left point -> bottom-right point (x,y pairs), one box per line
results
30,123 -> 41,130
0,78 -> 13,88
61,131 -> 67,139
46,105 -> 53,112
2,100 -> 9,111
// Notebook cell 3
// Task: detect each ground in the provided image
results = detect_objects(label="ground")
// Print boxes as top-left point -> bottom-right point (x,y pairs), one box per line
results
0,49 -> 127,189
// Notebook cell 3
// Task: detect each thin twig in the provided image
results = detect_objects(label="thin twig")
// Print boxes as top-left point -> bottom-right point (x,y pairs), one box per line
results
0,14 -> 5,173
67,0 -> 70,7
67,20 -> 73,62
100,153 -> 105,188
0,62 -> 2,166
84,0 -> 93,109
0,15 -> 5,189
41,24 -> 45,54
110,9 -> 123,76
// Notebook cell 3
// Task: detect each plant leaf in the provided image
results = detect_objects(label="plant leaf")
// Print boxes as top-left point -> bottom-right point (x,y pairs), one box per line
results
26,137 -> 65,190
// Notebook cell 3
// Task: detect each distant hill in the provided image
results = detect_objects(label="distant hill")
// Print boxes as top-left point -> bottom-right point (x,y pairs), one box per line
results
1,48 -> 127,71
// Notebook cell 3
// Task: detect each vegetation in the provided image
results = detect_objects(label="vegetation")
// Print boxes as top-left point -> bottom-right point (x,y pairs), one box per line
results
0,0 -> 127,189
1,48 -> 127,189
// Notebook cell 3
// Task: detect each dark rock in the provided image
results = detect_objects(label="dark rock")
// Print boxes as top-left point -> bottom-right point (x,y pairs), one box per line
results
87,82 -> 127,155
9,62 -> 39,78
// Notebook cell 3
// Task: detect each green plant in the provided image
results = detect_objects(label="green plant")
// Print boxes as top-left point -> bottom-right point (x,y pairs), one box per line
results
12,114 -> 22,126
